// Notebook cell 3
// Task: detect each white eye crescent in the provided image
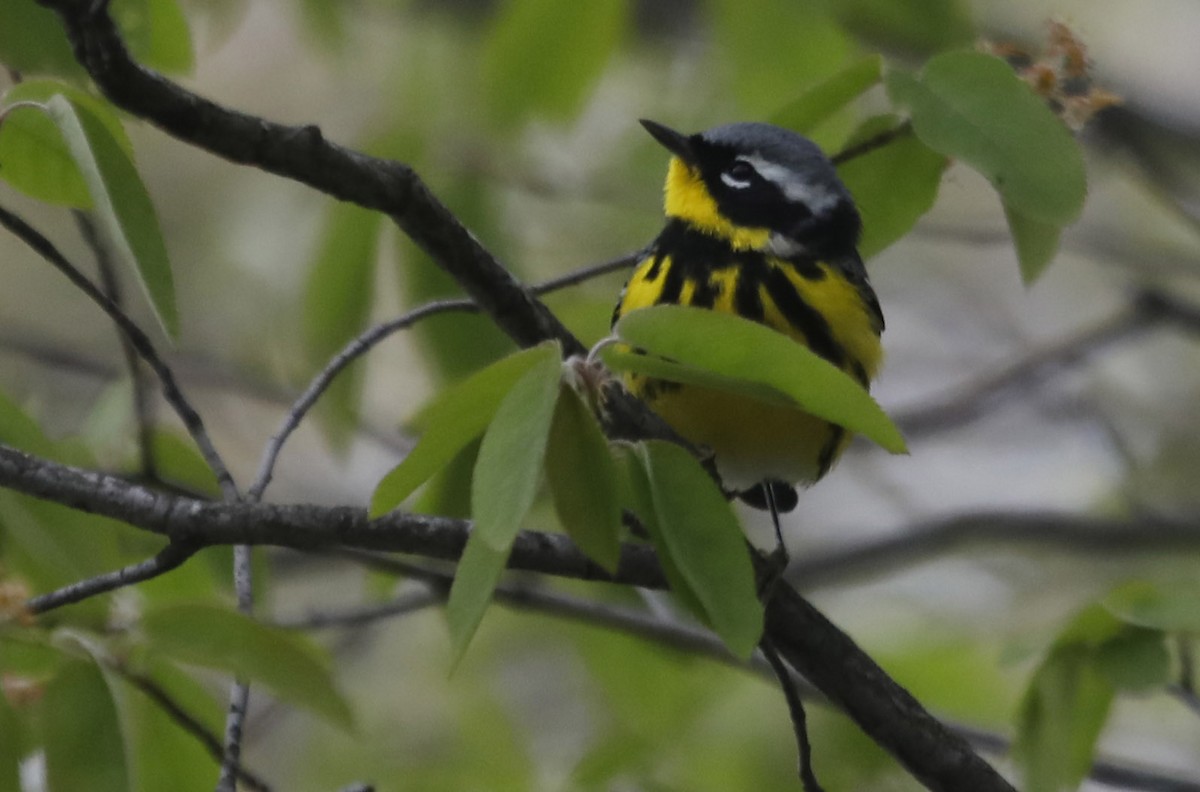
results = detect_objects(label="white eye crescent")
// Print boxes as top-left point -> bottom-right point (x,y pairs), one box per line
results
720,160 -> 757,190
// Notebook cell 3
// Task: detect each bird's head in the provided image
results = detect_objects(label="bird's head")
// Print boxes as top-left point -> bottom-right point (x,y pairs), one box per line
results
641,119 -> 861,259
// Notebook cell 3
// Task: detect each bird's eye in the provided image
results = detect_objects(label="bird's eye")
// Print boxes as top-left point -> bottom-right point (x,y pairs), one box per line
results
721,161 -> 758,190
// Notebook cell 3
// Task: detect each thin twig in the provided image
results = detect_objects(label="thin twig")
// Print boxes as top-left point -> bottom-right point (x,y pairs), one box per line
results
1179,636 -> 1196,698
787,510 -> 1200,590
0,328 -> 415,458
831,120 -> 914,165
216,679 -> 252,792
893,299 -> 1158,437
247,249 -> 645,501
948,719 -> 1200,792
272,586 -> 442,630
246,298 -> 472,501
305,550 -> 744,662
0,203 -> 238,499
0,201 -> 252,790
761,638 -> 824,792
74,209 -> 158,478
116,666 -> 273,792
217,544 -> 255,792
297,552 -> 1200,792
1097,107 -> 1200,240
1171,635 -> 1200,721
1170,684 -> 1200,719
531,249 -> 644,292
1145,287 -> 1200,336
27,541 -> 198,614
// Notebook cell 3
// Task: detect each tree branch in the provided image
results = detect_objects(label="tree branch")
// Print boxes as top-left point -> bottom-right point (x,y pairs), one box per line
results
893,295 -> 1159,437
892,288 -> 1200,440
217,544 -> 255,792
0,203 -> 237,499
12,443 -> 1200,790
787,510 -> 1200,590
25,540 -> 198,613
759,565 -> 1016,791
761,637 -> 824,790
18,5 -> 1042,787
272,585 -> 443,630
2,442 -> 1017,790
74,209 -> 159,478
216,677 -> 251,792
37,0 -> 685,455
248,249 -> 644,500
280,556 -> 1200,792
291,550 -> 743,663
0,443 -> 662,587
38,0 -> 581,357
115,665 -> 272,792
831,120 -> 914,165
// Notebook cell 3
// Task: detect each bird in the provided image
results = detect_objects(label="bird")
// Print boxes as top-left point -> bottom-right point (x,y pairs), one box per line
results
612,119 -> 884,536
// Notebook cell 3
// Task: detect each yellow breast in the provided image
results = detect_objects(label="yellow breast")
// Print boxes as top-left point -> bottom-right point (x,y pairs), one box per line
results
615,247 -> 883,489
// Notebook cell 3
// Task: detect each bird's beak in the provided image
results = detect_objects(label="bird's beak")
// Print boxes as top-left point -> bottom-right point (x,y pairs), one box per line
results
639,119 -> 696,164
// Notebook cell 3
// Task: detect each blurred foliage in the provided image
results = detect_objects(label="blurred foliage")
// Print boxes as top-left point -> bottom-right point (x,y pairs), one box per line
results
2,0 -> 1196,790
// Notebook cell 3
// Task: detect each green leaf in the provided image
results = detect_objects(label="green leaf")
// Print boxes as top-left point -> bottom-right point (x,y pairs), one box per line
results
771,55 -> 883,134
638,441 -> 763,658
0,0 -> 82,78
545,385 -> 622,572
1103,579 -> 1200,632
0,81 -> 133,207
111,0 -> 195,74
602,346 -> 795,409
830,0 -> 974,53
0,0 -> 194,77
1093,627 -> 1170,693
43,94 -> 179,338
1015,647 -> 1114,792
298,0 -> 348,52
1005,201 -> 1064,284
370,342 -> 561,517
140,602 -> 352,728
111,657 -> 222,792
612,445 -> 707,620
886,52 -> 1087,225
838,114 -> 947,258
0,628 -> 67,678
1013,602 -> 1162,792
471,346 -> 563,550
711,0 -> 853,117
41,659 -> 130,792
610,305 -> 906,454
63,632 -> 219,792
0,494 -> 119,626
444,530 -> 511,668
1053,602 -> 1125,648
481,0 -> 627,127
413,438 -> 480,520
302,201 -> 382,450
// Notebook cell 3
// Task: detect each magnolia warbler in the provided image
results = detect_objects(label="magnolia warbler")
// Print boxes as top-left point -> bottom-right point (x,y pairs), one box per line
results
613,120 -> 884,521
